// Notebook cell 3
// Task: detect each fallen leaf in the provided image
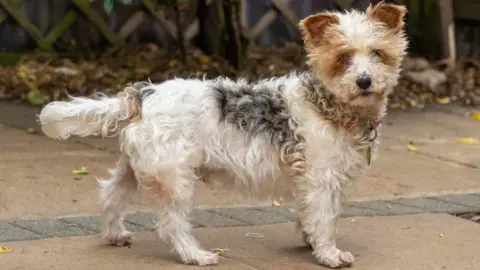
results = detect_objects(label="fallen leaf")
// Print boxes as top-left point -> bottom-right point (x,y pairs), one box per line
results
387,204 -> 392,209
350,219 -> 357,223
72,167 -> 88,175
245,232 -> 265,238
26,127 -> 36,134
0,247 -> 12,253
27,90 -> 46,105
272,199 -> 281,207
212,248 -> 231,253
435,97 -> 451,104
407,142 -> 419,152
455,137 -> 479,144
199,55 -> 211,64
472,112 -> 480,121
66,224 -> 77,231
439,233 -> 444,238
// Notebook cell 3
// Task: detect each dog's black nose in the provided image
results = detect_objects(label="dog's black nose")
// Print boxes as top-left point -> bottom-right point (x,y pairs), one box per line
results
356,76 -> 372,90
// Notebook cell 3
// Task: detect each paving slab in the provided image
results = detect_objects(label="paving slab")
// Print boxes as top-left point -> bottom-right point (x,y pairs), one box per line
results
2,214 -> 479,270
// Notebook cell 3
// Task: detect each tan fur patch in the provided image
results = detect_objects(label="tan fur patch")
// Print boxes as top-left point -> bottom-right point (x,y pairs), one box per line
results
366,2 -> 407,33
298,13 -> 339,48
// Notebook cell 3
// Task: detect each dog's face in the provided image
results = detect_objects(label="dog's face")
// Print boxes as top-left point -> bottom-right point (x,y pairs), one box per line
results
299,3 -> 408,107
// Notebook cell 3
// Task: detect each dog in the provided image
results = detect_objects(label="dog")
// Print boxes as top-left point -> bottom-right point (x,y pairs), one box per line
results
38,2 -> 408,268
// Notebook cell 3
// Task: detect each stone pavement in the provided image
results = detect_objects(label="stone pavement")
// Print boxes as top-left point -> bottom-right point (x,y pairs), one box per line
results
1,101 -> 480,269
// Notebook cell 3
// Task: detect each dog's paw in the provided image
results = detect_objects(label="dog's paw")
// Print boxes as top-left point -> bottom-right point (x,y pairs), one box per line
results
105,231 -> 133,247
315,248 -> 354,269
183,250 -> 219,266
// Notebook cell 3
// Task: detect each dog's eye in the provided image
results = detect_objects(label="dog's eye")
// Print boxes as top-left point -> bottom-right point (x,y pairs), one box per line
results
371,49 -> 383,58
337,53 -> 351,64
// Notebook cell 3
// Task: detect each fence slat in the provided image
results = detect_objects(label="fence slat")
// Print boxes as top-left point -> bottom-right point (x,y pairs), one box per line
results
0,0 -> 21,24
0,0 -> 52,51
250,9 -> 277,40
118,11 -> 146,39
72,0 -> 125,46
271,0 -> 298,28
142,0 -> 178,40
45,11 -> 78,44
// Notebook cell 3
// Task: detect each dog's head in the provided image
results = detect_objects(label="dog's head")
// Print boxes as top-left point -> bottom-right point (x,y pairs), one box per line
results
299,2 -> 408,108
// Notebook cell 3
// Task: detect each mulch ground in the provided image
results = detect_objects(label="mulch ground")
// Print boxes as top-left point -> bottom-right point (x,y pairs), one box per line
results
1,43 -> 479,109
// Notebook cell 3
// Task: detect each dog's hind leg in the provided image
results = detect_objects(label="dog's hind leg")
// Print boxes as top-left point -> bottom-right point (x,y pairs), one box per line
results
98,155 -> 138,247
153,167 -> 218,266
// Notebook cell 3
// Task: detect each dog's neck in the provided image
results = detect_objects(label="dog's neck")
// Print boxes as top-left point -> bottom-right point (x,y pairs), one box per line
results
299,72 -> 385,138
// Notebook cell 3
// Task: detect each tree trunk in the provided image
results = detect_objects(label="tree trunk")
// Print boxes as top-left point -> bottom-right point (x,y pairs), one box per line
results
222,0 -> 244,70
195,0 -> 226,56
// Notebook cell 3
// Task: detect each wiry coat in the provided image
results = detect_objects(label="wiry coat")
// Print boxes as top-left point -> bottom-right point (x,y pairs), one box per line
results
38,3 -> 408,269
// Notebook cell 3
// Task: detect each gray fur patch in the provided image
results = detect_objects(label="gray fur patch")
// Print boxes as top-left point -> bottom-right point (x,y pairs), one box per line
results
213,79 -> 306,175
213,80 -> 298,146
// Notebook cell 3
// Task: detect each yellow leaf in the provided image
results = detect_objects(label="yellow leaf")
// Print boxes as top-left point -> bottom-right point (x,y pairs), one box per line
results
212,248 -> 231,253
199,55 -> 210,64
0,247 -> 12,253
439,233 -> 444,238
471,112 -> 480,121
387,204 -> 392,209
168,59 -> 178,67
72,167 -> 88,175
435,97 -> 451,104
455,137 -> 479,145
407,142 -> 419,152
350,219 -> 357,223
272,199 -> 281,207
26,128 -> 36,134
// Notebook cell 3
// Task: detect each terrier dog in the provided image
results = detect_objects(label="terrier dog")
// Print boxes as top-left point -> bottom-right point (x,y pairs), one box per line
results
38,3 -> 407,268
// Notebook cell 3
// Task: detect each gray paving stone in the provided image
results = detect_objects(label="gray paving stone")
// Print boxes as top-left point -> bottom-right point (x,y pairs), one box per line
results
258,205 -> 297,220
0,221 -> 41,242
357,200 -> 427,216
434,194 -> 480,210
192,209 -> 249,228
60,216 -> 102,233
124,212 -> 155,231
11,219 -> 95,238
389,197 -> 477,214
210,207 -> 291,225
341,204 -> 383,217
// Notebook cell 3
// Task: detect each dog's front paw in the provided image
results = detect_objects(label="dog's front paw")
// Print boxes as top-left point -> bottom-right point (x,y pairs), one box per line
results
105,231 -> 133,247
315,248 -> 354,269
183,250 -> 219,266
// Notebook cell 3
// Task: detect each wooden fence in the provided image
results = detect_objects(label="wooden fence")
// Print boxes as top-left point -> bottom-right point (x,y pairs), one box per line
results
0,0 -> 477,61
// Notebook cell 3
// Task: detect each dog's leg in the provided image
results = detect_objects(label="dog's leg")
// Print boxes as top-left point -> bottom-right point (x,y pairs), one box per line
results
154,167 -> 218,266
295,176 -> 353,268
98,155 -> 138,247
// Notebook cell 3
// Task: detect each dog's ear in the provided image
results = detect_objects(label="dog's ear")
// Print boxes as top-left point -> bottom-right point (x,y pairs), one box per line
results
298,12 -> 339,45
366,2 -> 407,32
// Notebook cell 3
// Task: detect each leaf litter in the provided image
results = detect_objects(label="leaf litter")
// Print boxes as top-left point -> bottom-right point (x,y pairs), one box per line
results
1,44 -> 480,109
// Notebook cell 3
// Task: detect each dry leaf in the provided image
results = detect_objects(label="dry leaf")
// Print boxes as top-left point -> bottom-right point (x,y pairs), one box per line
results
26,127 -> 36,134
439,233 -> 444,238
407,142 -> 419,152
272,199 -> 281,207
472,112 -> 480,121
387,204 -> 392,209
245,232 -> 265,238
350,219 -> 357,223
72,167 -> 88,175
212,248 -> 231,253
455,137 -> 479,145
0,247 -> 12,253
435,97 -> 451,104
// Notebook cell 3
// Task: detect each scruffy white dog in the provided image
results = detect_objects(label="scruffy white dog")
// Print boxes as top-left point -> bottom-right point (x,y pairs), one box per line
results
39,3 -> 407,268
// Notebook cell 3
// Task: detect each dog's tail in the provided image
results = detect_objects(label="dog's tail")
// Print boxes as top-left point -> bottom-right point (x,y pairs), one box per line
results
38,84 -> 144,140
